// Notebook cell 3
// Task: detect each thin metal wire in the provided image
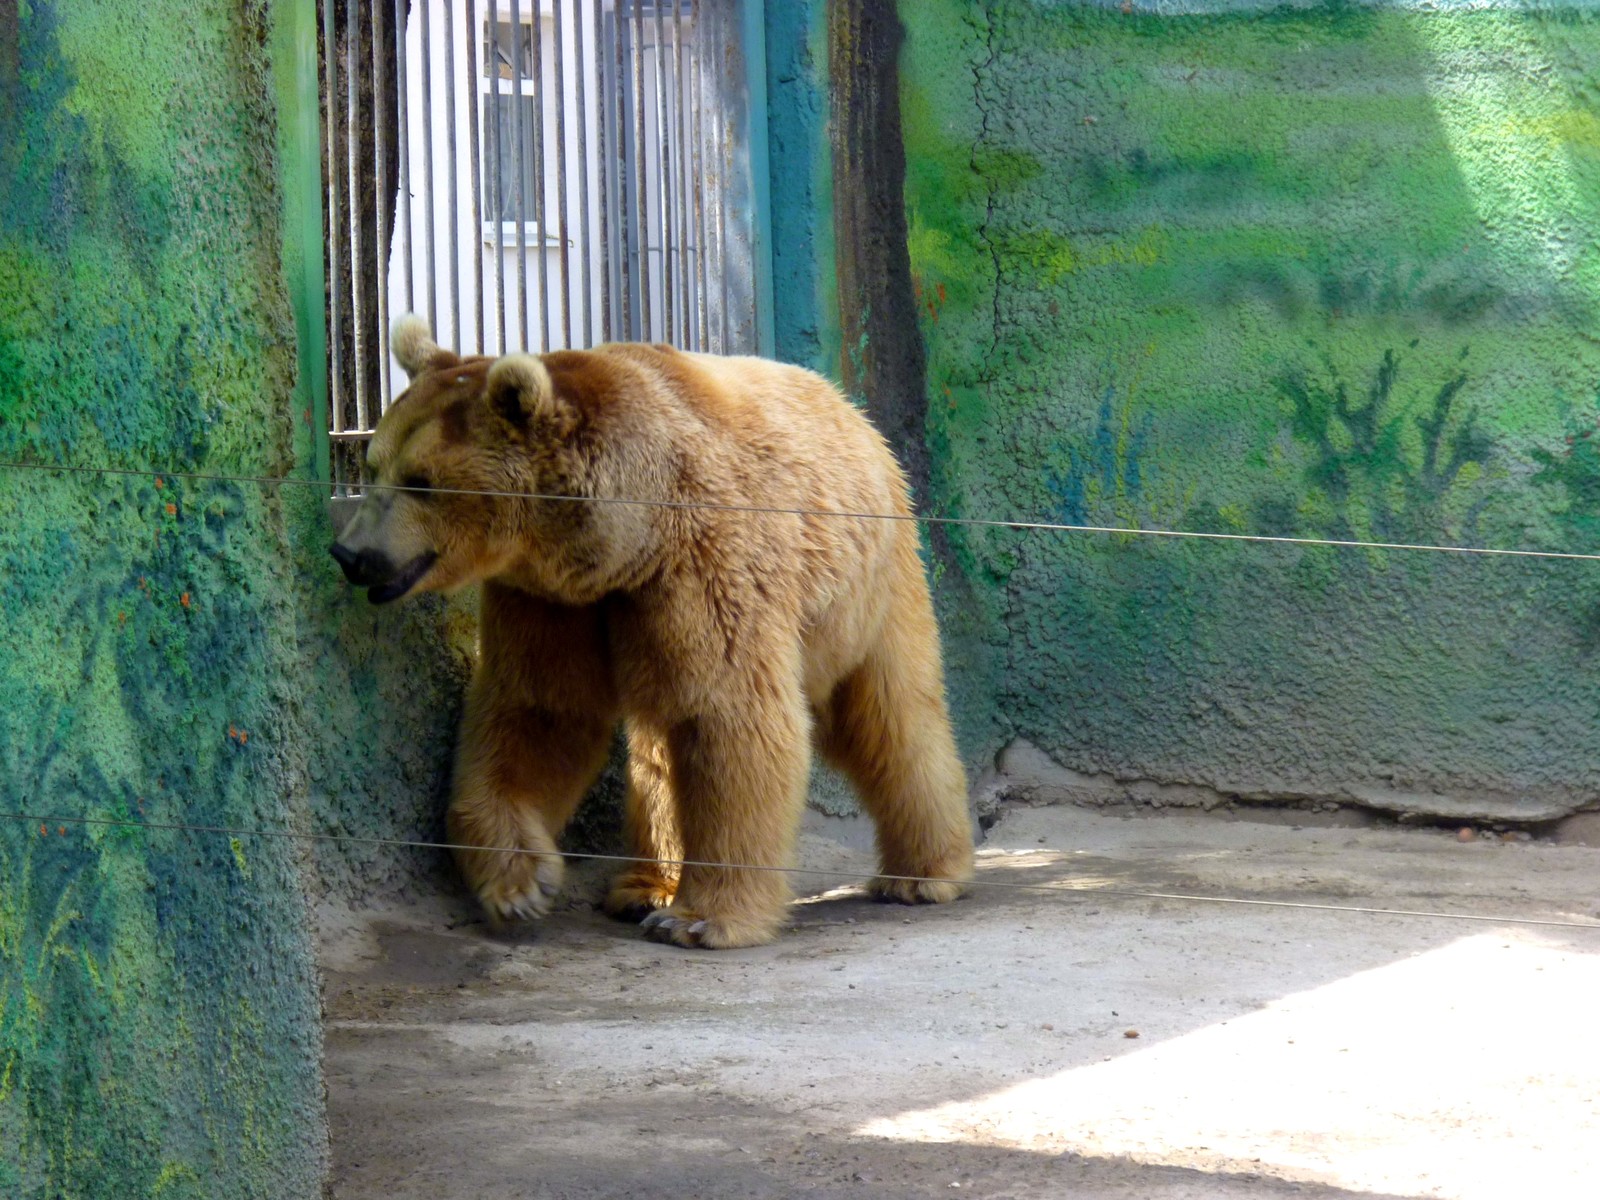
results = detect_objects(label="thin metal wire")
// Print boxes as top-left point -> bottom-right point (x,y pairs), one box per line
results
7,458 -> 1600,564
7,810 -> 1597,933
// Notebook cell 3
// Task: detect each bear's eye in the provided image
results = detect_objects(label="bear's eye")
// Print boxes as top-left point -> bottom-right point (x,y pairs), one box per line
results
400,473 -> 433,497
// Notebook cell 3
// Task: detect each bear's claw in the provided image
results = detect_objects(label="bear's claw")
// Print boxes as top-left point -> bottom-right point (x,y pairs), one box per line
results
477,851 -> 564,925
640,909 -> 710,946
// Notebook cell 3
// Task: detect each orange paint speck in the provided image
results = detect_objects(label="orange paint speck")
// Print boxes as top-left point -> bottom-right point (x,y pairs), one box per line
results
58,826 -> 66,836
154,477 -> 163,489
239,731 -> 249,744
39,825 -> 47,836
229,724 -> 238,739
165,503 -> 176,516
180,592 -> 191,608
117,612 -> 127,625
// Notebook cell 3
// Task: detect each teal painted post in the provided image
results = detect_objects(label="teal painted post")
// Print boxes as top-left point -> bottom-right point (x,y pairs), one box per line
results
273,0 -> 331,484
741,0 -> 776,358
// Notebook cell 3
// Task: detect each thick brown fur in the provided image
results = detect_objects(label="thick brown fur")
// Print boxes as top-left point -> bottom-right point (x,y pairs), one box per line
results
332,318 -> 974,948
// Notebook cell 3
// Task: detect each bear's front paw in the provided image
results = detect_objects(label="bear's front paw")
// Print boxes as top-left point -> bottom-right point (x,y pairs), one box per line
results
638,905 -> 778,950
474,848 -> 565,925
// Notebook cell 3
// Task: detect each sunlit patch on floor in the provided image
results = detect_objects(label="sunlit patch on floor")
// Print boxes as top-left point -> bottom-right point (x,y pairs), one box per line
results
857,932 -> 1600,1200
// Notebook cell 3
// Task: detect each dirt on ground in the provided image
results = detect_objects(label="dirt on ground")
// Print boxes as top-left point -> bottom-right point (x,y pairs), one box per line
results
319,804 -> 1600,1200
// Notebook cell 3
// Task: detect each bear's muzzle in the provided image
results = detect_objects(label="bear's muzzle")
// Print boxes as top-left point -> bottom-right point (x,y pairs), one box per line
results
329,542 -> 438,604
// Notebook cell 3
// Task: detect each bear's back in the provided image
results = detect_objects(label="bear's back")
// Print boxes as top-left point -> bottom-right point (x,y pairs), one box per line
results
601,345 -> 910,523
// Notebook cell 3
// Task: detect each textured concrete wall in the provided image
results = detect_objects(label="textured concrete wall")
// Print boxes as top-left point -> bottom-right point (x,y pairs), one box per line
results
900,0 -> 1600,818
0,1 -> 479,1194
0,1 -> 331,1194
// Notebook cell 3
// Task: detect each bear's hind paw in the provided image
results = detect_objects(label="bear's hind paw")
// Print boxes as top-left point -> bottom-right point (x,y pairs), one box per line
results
868,874 -> 967,905
639,905 -> 778,949
603,873 -> 678,921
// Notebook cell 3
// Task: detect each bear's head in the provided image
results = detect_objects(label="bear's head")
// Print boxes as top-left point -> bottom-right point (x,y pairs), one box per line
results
328,316 -> 664,605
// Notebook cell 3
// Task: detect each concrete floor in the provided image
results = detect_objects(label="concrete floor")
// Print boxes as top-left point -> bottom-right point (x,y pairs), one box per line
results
319,804 -> 1600,1199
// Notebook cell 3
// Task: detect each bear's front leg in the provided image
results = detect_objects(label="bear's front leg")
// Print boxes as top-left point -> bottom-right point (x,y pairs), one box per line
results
450,587 -> 617,926
639,694 -> 810,950
450,694 -> 615,925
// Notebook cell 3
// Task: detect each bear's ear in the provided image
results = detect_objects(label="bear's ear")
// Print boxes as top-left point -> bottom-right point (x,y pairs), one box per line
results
391,314 -> 458,375
484,354 -> 555,429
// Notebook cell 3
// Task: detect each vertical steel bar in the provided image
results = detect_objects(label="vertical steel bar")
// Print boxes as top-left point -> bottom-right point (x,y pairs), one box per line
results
511,0 -> 530,350
653,0 -> 674,345
467,0 -> 485,354
673,0 -> 692,349
715,109 -> 729,353
552,0 -> 572,347
594,0 -> 611,343
321,0 -> 344,440
616,8 -> 633,340
346,0 -> 367,430
373,0 -> 392,405
345,0 -> 366,433
444,0 -> 461,349
632,0 -> 651,340
574,0 -> 594,347
396,0 -> 414,319
532,0 -> 549,351
419,0 -> 437,333
691,1 -> 709,352
489,0 -> 508,353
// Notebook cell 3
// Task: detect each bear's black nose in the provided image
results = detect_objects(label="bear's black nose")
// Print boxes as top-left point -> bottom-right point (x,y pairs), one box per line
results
329,541 -> 390,587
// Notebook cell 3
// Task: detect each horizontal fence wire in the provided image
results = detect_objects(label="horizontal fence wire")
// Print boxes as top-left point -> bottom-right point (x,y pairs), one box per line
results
4,458 -> 1598,935
6,810 -> 1599,933
4,459 -> 1600,564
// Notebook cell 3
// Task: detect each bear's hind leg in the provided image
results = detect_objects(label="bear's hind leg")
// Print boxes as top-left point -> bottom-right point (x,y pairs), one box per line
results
603,720 -> 683,919
818,569 -> 973,904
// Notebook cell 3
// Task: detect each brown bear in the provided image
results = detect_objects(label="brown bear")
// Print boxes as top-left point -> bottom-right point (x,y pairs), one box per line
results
329,316 -> 974,948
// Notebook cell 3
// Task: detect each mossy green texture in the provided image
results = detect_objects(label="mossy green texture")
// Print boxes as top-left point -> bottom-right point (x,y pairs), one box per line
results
0,1 -> 469,1194
902,0 -> 1600,807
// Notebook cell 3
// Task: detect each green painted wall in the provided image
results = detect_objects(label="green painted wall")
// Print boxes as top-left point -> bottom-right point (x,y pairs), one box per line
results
0,1 -> 328,1194
0,1 -> 476,1194
901,0 -> 1600,815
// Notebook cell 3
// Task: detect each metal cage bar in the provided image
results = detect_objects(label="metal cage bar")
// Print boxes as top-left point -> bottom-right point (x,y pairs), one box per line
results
319,1 -> 761,488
